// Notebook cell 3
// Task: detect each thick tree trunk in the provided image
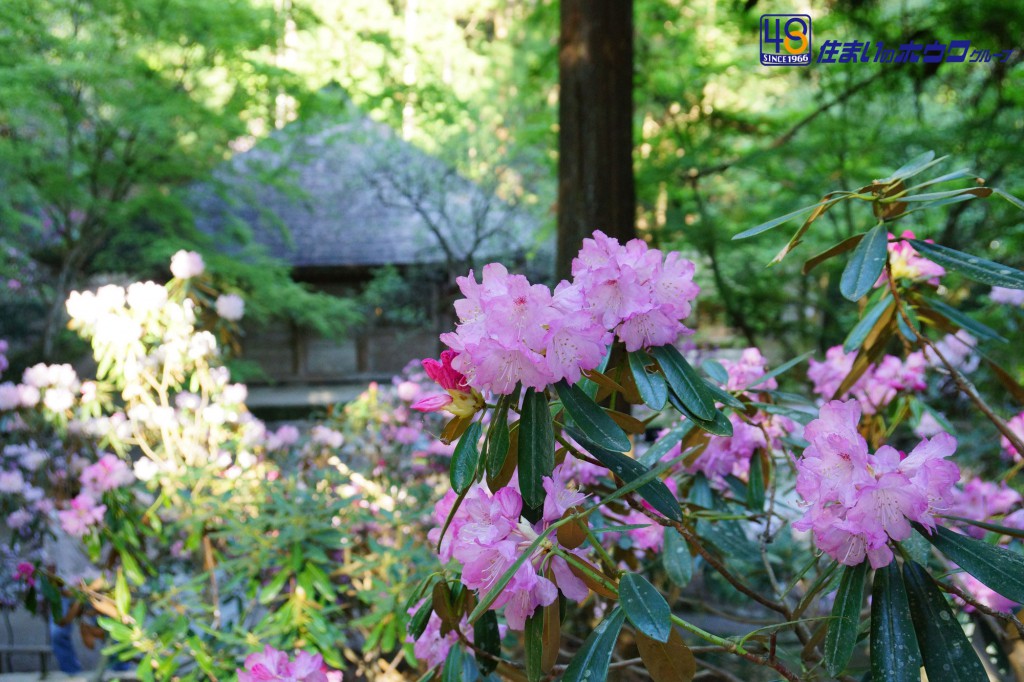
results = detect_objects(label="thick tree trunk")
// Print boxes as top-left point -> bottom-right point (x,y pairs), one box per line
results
556,0 -> 636,280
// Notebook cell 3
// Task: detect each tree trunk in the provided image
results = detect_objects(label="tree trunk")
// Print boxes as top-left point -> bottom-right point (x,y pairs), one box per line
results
556,0 -> 636,280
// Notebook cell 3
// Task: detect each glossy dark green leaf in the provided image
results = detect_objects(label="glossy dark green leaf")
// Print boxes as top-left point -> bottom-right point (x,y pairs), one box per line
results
701,359 -> 729,384
732,198 -> 835,240
843,291 -> 893,353
919,524 -> 1024,604
747,351 -> 813,389
628,351 -> 668,411
568,428 -> 682,522
924,296 -> 1007,343
473,610 -> 501,675
803,233 -> 866,275
841,223 -> 888,301
870,562 -> 921,682
703,379 -> 746,411
639,419 -> 692,466
823,561 -> 867,676
908,239 -> 1024,289
667,391 -> 734,437
560,607 -> 626,682
878,150 -> 939,183
450,421 -> 482,494
409,598 -> 434,640
663,528 -> 693,588
525,610 -> 543,682
555,380 -> 630,452
441,645 -> 464,682
485,396 -> 512,479
746,453 -> 764,511
519,387 -> 554,509
651,345 -> 716,421
619,573 -> 672,642
902,559 -> 987,681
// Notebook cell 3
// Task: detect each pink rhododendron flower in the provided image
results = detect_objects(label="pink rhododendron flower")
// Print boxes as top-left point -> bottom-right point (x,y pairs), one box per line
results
990,286 -> 1024,307
807,346 -> 927,414
412,350 -> 485,416
170,250 -> 205,279
58,494 -> 107,537
955,573 -> 1017,613
571,231 -> 699,352
1000,412 -> 1024,461
310,425 -> 343,449
80,454 -> 135,496
947,478 -> 1022,538
720,348 -> 777,392
793,400 -> 960,568
878,230 -> 945,286
431,470 -> 591,630
237,645 -> 337,682
406,606 -> 477,668
215,294 -> 245,321
924,331 -> 978,373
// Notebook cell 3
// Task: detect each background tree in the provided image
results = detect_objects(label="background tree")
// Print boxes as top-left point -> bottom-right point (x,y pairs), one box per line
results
556,0 -> 637,279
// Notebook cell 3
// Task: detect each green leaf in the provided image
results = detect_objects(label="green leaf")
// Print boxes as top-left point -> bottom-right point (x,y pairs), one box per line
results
902,559 -> 987,681
568,428 -> 682,522
667,392 -> 734,437
878,151 -> 940,183
923,296 -> 1007,343
441,645 -> 464,682
908,239 -> 1024,290
408,598 -> 434,640
802,232 -> 866,275
747,351 -> 813,389
746,453 -> 765,511
651,345 -> 716,421
843,291 -> 893,353
450,421 -> 482,494
473,612 -> 500,676
519,388 -> 554,509
733,198 -> 836,240
918,524 -> 1024,604
639,419 -> 693,466
259,568 -> 291,605
993,187 -> 1024,212
663,529 -> 693,588
823,561 -> 867,676
840,223 -> 888,301
525,610 -> 544,682
485,399 -> 511,479
555,380 -> 630,452
619,573 -> 672,643
703,379 -> 746,411
701,359 -> 729,384
560,607 -> 626,682
114,569 -> 130,616
870,562 -> 922,682
629,351 -> 668,411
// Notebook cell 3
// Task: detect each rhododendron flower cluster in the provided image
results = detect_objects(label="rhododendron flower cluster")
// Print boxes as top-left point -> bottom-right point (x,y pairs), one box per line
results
80,454 -> 135,495
947,478 -> 1021,538
237,645 -> 341,682
794,400 -> 960,568
807,346 -> 926,413
924,330 -> 979,373
58,493 -> 107,537
439,231 -> 698,394
430,463 -> 590,630
879,230 -> 945,285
